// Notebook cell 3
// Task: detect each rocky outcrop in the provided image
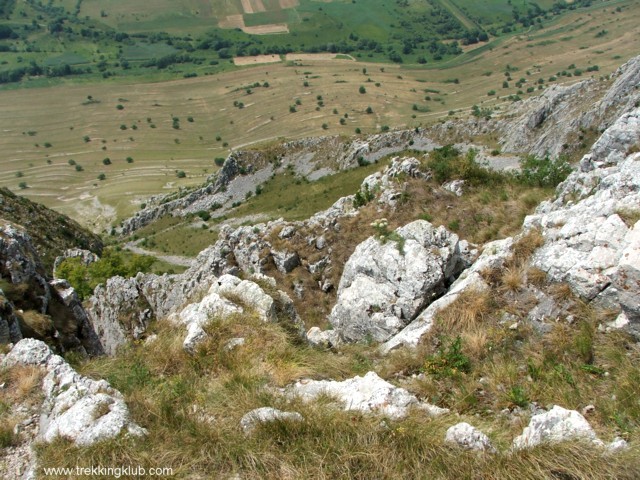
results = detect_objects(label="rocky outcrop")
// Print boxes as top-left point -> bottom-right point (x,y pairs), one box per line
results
525,109 -> 640,337
87,277 -> 154,356
2,339 -> 145,447
52,248 -> 99,278
0,288 -> 22,344
445,422 -> 496,453
176,274 -> 304,352
499,80 -> 598,158
360,157 -> 431,208
381,237 -> 512,353
329,220 -> 467,343
513,406 -> 605,450
48,280 -> 104,356
284,371 -> 448,419
0,221 -> 102,355
240,407 -> 303,434
0,187 -> 103,273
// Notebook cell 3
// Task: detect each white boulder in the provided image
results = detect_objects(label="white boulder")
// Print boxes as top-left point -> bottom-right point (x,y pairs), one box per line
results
285,371 -> 447,419
329,220 -> 465,343
2,339 -> 145,447
512,405 -> 603,450
445,422 -> 496,453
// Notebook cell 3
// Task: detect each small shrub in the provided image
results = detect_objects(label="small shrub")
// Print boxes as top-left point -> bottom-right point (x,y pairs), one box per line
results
507,385 -> 529,408
353,184 -> 374,207
214,157 -> 225,167
176,170 -> 186,178
424,336 -> 471,378
102,158 -> 111,165
517,155 -> 571,188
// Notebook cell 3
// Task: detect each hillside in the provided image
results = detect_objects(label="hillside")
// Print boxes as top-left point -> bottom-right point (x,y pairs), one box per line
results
0,1 -> 637,232
0,187 -> 102,271
1,53 -> 640,478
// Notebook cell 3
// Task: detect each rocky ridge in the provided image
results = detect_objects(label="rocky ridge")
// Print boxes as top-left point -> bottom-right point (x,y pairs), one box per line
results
1,338 -> 145,477
0,221 -> 103,355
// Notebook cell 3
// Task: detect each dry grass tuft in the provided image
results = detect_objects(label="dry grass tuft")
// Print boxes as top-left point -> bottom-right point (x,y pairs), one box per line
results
19,310 -> 55,338
513,228 -> 544,263
526,266 -> 548,287
500,266 -> 525,293
435,288 -> 493,332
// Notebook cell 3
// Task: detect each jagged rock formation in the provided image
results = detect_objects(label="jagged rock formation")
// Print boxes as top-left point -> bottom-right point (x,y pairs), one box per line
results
328,220 -> 469,343
2,339 -> 145,450
86,276 -> 154,356
525,108 -> 640,337
382,107 -> 640,351
284,371 -> 448,419
0,288 -> 22,344
0,188 -> 102,272
445,422 -> 496,453
176,274 -> 303,352
0,221 -> 102,355
119,134 -> 450,236
499,56 -> 640,158
381,237 -> 512,353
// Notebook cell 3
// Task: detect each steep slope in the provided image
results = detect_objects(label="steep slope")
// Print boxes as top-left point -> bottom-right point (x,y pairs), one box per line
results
0,188 -> 103,273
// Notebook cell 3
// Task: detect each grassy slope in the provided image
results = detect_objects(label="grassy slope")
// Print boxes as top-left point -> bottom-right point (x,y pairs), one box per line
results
26,260 -> 640,478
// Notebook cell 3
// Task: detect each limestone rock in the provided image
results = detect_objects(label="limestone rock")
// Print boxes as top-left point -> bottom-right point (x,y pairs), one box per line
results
306,326 -> 341,348
2,339 -> 145,447
0,288 -> 22,344
512,405 -> 603,450
442,180 -> 465,197
272,249 -> 300,273
329,220 -> 464,343
524,109 -> 640,337
177,274 -> 303,352
240,407 -> 303,434
381,237 -> 513,353
360,157 -> 429,208
53,248 -> 99,278
285,371 -> 448,419
445,422 -> 496,453
87,276 -> 154,356
0,221 -> 102,355
48,280 -> 104,356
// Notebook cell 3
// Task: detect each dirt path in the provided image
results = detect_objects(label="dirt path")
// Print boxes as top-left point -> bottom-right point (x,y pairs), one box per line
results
125,242 -> 194,267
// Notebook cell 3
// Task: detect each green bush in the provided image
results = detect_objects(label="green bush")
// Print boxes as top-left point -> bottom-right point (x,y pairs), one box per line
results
56,250 -> 155,299
426,145 -> 506,186
517,155 -> 571,188
424,336 -> 471,378
353,184 -> 374,208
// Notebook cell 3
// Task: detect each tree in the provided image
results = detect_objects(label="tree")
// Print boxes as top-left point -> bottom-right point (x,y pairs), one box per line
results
366,106 -> 373,114
359,85 -> 366,94
97,173 -> 106,180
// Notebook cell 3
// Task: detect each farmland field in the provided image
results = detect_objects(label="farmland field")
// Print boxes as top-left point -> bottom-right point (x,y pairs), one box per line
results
0,0 -> 638,232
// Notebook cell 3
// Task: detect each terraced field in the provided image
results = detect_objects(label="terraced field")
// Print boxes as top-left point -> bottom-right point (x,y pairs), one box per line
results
0,0 -> 637,233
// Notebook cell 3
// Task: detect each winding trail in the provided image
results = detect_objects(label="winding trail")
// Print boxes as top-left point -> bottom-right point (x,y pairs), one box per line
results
124,241 -> 194,267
